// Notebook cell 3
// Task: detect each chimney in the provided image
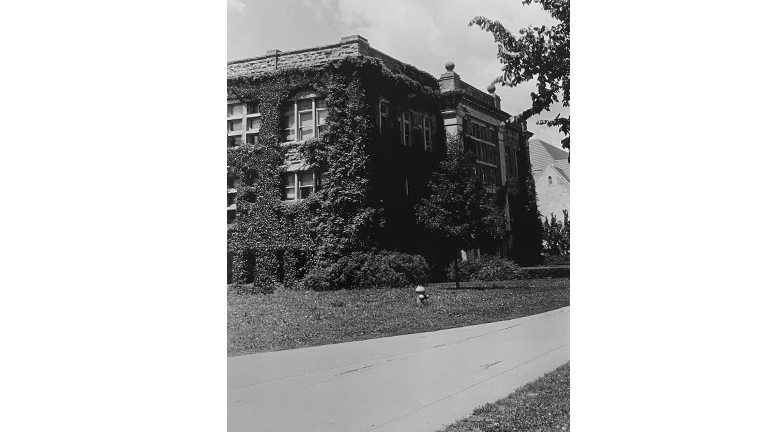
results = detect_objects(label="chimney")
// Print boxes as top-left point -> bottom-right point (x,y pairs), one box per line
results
266,49 -> 281,70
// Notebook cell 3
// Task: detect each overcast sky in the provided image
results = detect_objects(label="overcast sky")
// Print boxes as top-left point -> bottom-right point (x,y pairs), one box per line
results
228,0 -> 569,149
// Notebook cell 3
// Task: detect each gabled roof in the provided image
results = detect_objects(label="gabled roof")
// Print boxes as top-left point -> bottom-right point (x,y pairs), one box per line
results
532,138 -> 569,161
553,166 -> 570,183
528,138 -> 570,179
536,163 -> 570,185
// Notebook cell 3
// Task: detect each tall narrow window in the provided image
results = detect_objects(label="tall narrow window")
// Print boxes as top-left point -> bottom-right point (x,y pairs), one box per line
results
299,172 -> 314,199
424,117 -> 432,152
297,99 -> 314,141
506,147 -> 518,178
403,111 -> 411,145
316,99 -> 328,135
379,101 -> 389,130
282,104 -> 296,142
283,172 -> 296,200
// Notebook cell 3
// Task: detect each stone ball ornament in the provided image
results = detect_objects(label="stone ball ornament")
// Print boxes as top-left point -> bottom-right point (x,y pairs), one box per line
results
445,61 -> 455,72
487,83 -> 496,94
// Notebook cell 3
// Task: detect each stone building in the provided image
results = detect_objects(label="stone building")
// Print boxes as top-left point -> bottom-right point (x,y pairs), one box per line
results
528,138 -> 570,221
226,35 -> 539,284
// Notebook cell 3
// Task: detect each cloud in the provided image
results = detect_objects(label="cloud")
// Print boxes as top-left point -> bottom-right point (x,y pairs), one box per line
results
302,0 -> 339,23
228,0 -> 246,15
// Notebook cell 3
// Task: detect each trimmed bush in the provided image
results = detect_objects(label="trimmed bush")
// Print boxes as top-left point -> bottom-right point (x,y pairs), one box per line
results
446,255 -> 521,282
518,266 -> 570,279
302,251 -> 430,291
542,254 -> 570,266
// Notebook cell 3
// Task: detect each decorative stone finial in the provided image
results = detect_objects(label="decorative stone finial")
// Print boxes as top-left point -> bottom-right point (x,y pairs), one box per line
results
445,61 -> 455,72
487,83 -> 496,94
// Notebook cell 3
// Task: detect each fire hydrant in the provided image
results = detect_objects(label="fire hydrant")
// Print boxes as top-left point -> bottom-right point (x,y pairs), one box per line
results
415,285 -> 429,308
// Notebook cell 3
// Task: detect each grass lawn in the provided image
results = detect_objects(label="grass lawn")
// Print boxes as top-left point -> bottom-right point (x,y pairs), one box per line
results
438,362 -> 570,432
228,277 -> 569,356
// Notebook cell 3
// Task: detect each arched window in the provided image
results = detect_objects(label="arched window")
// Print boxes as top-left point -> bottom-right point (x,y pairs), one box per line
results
548,176 -> 553,185
281,91 -> 328,142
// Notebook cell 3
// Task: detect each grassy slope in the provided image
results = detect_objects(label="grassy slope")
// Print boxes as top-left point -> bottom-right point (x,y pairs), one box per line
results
438,362 -> 570,432
228,277 -> 569,356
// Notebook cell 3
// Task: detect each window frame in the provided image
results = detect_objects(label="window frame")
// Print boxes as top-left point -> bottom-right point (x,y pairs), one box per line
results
228,101 -> 261,147
281,170 -> 317,201
379,100 -> 389,131
402,111 -> 411,145
281,94 -> 328,143
423,116 -> 433,152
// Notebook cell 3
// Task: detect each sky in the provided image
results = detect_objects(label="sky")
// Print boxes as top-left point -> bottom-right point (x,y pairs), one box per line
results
227,0 -> 569,149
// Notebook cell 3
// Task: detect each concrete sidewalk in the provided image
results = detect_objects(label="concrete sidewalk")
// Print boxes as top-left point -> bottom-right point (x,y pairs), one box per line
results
228,306 -> 570,432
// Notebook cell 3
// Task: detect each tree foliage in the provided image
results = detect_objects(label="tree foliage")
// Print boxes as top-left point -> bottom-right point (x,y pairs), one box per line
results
542,209 -> 570,255
470,0 -> 570,151
415,133 -> 506,284
508,137 -> 544,266
227,56 -> 445,289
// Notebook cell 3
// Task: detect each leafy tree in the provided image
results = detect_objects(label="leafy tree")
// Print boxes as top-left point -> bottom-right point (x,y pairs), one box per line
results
470,0 -> 570,151
542,209 -> 570,255
415,133 -> 506,288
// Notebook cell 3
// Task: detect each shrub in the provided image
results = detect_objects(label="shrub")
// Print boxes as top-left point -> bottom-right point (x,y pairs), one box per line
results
518,266 -> 570,279
302,251 -> 430,291
542,254 -> 570,266
446,255 -> 521,282
542,210 -> 570,255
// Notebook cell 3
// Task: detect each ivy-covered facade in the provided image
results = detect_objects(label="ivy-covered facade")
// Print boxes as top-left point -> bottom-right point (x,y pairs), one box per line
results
226,35 -> 540,287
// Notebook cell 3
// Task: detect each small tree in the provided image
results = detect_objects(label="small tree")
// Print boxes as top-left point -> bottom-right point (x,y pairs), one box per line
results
542,209 -> 570,255
415,133 -> 506,288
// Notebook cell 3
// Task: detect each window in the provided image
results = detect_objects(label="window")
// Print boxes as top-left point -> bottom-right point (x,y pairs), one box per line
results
228,104 -> 244,117
316,99 -> 328,135
423,117 -> 432,152
228,101 -> 260,147
379,101 -> 389,130
281,171 -> 316,201
405,177 -> 410,196
506,147 -> 518,178
402,111 -> 411,145
281,97 -> 328,142
227,175 -> 237,223
282,104 -> 296,142
548,176 -> 553,185
228,119 -> 242,132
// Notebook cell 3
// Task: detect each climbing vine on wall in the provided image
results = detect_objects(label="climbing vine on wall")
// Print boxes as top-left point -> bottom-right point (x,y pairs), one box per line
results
227,56 -> 444,290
